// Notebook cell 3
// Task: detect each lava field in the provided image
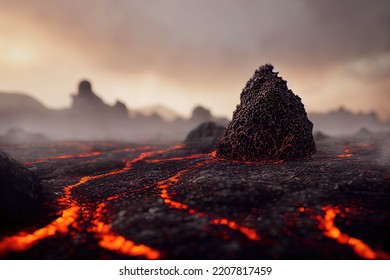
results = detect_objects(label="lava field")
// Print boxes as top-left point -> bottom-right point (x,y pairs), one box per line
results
0,134 -> 389,260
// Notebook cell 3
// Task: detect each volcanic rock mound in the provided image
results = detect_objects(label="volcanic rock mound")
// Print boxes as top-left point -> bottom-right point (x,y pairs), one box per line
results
0,151 -> 44,222
217,64 -> 316,161
184,122 -> 226,151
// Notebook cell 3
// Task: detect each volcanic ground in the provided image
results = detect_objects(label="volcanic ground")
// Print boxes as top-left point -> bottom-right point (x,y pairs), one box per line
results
0,134 -> 389,260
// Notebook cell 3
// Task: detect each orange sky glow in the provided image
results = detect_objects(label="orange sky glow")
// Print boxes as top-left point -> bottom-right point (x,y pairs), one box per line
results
0,0 -> 389,120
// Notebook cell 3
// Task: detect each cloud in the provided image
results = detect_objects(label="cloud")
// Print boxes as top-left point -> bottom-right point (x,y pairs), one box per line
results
1,0 -> 389,119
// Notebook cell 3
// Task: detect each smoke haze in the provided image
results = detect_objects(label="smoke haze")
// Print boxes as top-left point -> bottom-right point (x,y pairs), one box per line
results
0,0 -> 389,119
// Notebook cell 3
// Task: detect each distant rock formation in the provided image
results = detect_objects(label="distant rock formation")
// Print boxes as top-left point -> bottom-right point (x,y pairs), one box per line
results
131,105 -> 182,122
72,80 -> 105,110
0,127 -> 50,145
71,80 -> 128,120
0,151 -> 44,222
184,122 -> 225,150
217,64 -> 316,161
190,106 -> 213,123
309,108 -> 388,135
354,127 -> 373,138
314,131 -> 330,141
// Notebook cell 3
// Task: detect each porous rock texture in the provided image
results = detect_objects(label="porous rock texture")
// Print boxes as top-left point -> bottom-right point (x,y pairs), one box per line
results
0,151 -> 44,222
217,64 -> 315,161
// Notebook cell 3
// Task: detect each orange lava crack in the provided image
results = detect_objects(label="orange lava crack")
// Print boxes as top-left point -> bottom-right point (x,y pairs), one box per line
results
317,205 -> 390,260
0,146 -> 170,259
24,151 -> 102,165
155,156 -> 262,241
0,206 -> 79,255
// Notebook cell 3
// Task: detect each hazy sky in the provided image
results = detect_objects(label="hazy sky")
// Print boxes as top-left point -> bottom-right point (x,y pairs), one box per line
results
0,0 -> 389,120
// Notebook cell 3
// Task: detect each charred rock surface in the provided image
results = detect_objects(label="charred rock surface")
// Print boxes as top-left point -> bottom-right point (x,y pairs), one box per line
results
0,151 -> 44,223
0,135 -> 389,260
217,64 -> 316,161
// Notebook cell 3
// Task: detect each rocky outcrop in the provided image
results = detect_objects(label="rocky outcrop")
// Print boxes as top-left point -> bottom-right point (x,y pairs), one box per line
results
0,151 -> 44,222
0,127 -> 50,145
217,64 -> 316,161
184,122 -> 225,151
190,106 -> 213,123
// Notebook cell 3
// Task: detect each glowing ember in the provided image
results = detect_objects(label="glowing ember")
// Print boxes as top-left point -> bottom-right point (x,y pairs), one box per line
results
317,205 -> 389,260
337,149 -> 353,158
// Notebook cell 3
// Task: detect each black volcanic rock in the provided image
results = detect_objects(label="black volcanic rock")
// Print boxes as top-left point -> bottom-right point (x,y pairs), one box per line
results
217,64 -> 316,161
184,122 -> 226,150
0,151 -> 44,222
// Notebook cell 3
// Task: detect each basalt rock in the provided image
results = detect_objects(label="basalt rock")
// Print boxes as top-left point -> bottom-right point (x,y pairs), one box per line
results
0,151 -> 44,222
184,122 -> 226,151
216,64 -> 316,161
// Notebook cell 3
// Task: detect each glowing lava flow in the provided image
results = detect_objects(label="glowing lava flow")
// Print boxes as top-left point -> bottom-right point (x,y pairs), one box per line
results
0,207 -> 79,255
0,147 -> 162,258
24,151 -> 102,165
145,153 -> 205,163
83,146 -> 187,259
210,219 -> 261,241
89,197 -> 160,260
24,145 -> 155,165
317,205 -> 390,260
337,149 -> 353,158
155,156 -> 261,241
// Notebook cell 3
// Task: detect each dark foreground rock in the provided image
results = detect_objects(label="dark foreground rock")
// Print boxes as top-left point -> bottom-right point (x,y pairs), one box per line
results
0,151 -> 44,223
184,122 -> 225,151
217,64 -> 316,161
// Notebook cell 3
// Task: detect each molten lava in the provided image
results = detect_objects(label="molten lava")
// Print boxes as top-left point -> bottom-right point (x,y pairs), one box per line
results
145,153 -> 205,163
0,146 -> 168,259
24,151 -> 101,165
0,207 -> 79,255
317,205 -> 389,260
89,198 -> 160,260
337,149 -> 353,158
210,219 -> 261,241
154,156 -> 262,242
